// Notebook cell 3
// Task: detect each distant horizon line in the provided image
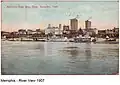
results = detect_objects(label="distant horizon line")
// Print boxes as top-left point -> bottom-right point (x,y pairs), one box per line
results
1,27 -> 119,32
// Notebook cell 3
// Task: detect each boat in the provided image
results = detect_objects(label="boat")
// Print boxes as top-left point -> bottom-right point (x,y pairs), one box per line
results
74,37 -> 91,43
91,37 -> 97,42
46,35 -> 68,42
68,38 -> 74,42
105,36 -> 116,41
106,38 -> 116,41
46,37 -> 68,42
74,33 -> 94,43
95,37 -> 118,44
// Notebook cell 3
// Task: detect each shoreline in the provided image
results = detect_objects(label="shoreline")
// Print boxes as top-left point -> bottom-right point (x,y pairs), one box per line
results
1,39 -> 119,44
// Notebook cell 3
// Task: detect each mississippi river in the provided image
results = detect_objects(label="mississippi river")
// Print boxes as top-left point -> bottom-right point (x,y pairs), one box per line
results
1,41 -> 119,75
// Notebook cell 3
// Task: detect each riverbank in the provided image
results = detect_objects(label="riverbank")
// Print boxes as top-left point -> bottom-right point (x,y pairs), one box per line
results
1,38 -> 119,44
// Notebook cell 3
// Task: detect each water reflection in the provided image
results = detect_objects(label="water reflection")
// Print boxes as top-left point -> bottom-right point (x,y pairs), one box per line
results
44,42 -> 55,56
63,46 -> 79,64
84,43 -> 92,70
85,43 -> 92,57
59,43 -> 93,74
34,43 -> 44,50
63,47 -> 79,58
1,41 -> 119,74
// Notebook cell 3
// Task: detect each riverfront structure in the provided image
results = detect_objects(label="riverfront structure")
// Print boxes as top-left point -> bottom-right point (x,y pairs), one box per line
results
70,18 -> 78,31
85,20 -> 91,29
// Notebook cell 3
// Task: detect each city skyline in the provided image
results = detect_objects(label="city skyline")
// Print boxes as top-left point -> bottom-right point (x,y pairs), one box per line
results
2,1 -> 119,32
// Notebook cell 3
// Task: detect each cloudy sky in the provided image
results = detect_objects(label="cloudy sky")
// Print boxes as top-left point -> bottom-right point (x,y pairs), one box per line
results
2,1 -> 119,32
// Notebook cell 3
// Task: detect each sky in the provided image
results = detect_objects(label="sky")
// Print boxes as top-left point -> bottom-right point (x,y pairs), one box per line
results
1,1 -> 119,32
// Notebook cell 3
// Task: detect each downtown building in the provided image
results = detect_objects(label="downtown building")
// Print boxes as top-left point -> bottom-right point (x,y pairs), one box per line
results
85,20 -> 91,29
84,20 -> 98,37
70,18 -> 78,31
98,27 -> 119,38
45,24 -> 62,36
67,18 -> 78,38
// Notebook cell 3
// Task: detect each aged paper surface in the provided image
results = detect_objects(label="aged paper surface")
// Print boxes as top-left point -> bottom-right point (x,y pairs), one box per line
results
1,0 -> 119,75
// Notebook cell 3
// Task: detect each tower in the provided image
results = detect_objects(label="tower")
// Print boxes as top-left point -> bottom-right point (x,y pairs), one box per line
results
85,20 -> 91,29
70,18 -> 78,31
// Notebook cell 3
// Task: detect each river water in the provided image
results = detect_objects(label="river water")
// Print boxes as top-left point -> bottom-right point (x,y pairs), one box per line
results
1,41 -> 119,75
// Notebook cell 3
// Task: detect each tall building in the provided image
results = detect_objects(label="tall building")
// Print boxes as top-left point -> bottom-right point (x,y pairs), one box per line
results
70,18 -> 78,31
85,20 -> 91,29
59,24 -> 62,29
58,24 -> 62,35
